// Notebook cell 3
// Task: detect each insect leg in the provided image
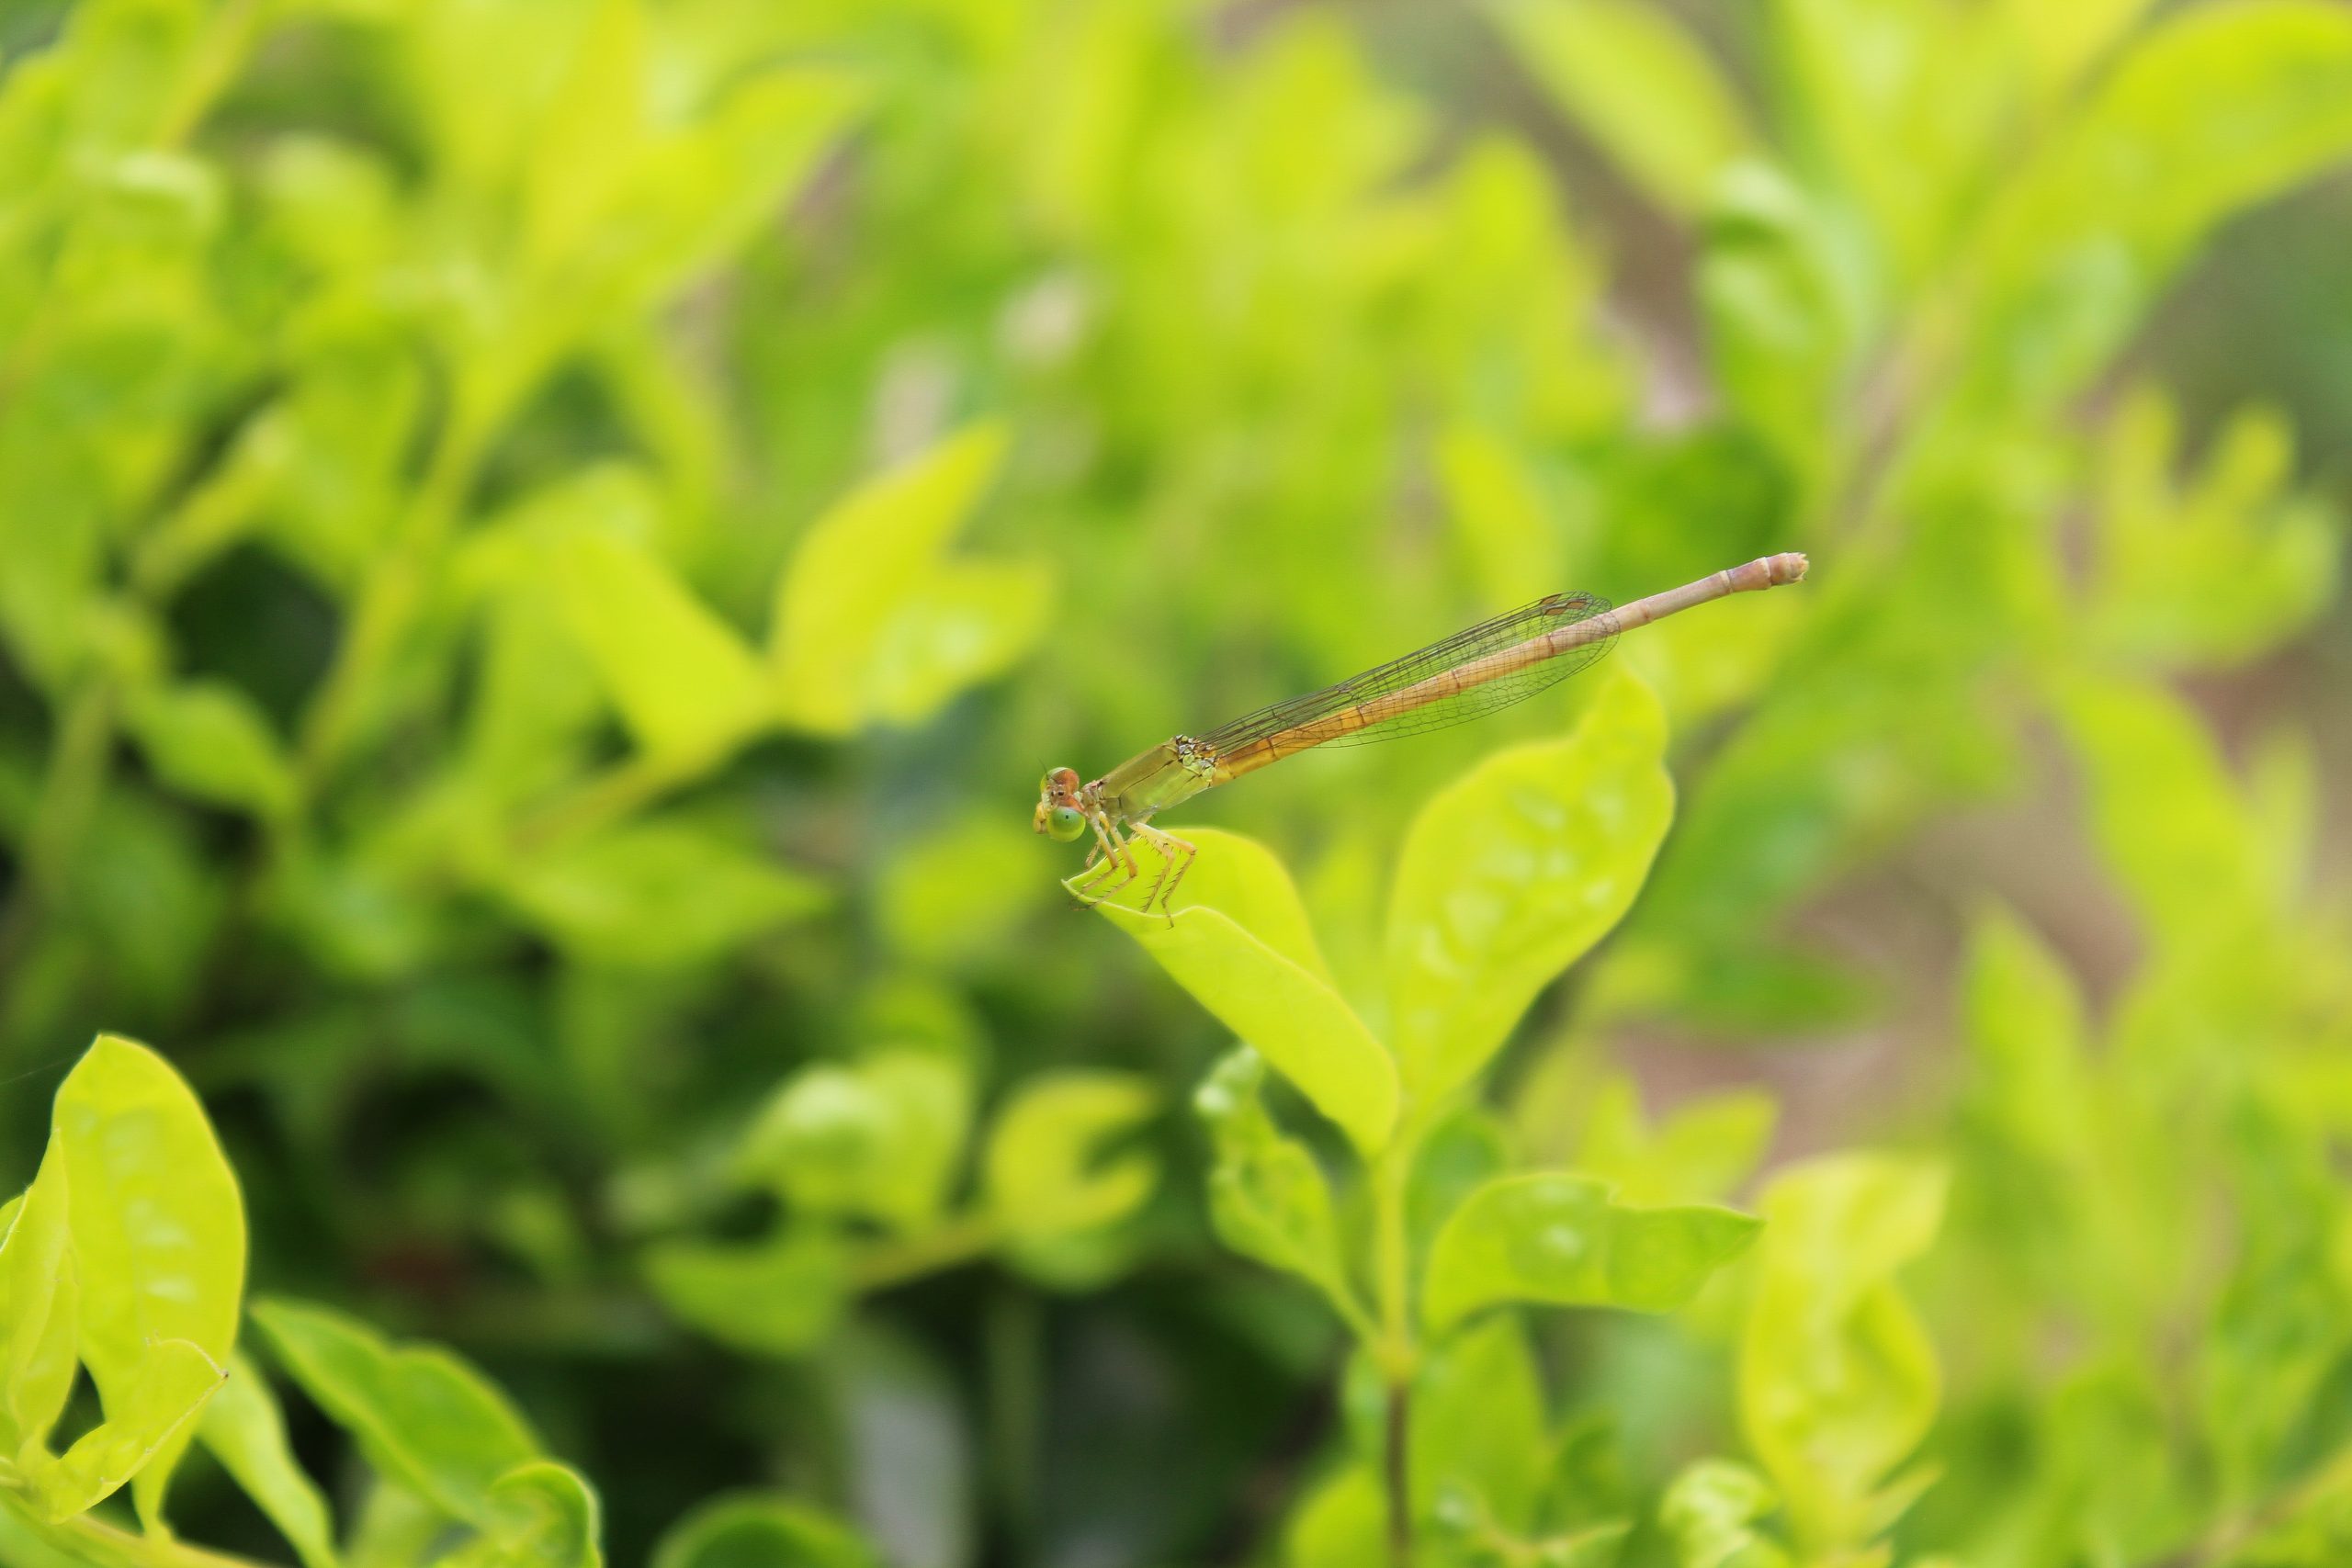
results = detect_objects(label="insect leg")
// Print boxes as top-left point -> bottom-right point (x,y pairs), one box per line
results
1072,815 -> 1141,908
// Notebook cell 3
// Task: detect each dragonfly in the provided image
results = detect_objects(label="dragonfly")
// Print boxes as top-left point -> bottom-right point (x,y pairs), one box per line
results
1035,552 -> 1809,915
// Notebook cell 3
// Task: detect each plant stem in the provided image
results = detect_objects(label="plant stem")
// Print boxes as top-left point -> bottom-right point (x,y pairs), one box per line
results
1370,1121 -> 1421,1568
1385,1378 -> 1411,1568
0,1499 -> 274,1568
512,747 -> 711,852
298,411 -> 487,786
853,1213 -> 998,1291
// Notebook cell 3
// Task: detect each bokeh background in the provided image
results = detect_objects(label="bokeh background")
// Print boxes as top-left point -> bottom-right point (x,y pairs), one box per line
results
3,0 -> 2351,1564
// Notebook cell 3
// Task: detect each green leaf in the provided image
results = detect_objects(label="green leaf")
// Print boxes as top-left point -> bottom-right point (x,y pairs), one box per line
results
1774,0 -> 2006,287
1996,0 -> 2158,102
861,558 -> 1055,729
253,1298 -> 541,1525
1422,1173 -> 1760,1333
554,499 -> 772,761
2086,389 -> 2338,670
651,1494 -> 877,1568
53,1034 -> 244,1526
198,1351 -> 341,1568
496,818 -> 829,969
1962,907 -> 2092,1168
1285,1466 -> 1385,1568
1405,1105 -> 1510,1266
347,1480 -> 454,1568
516,0 -> 648,277
1658,1460 -> 1791,1568
1737,1155 -> 1945,1556
2043,1 -> 2352,261
557,67 -> 867,342
642,1232 -> 849,1358
982,1072 -> 1159,1249
0,1137 -> 77,1461
430,1461 -> 602,1568
1414,1314 -> 1550,1534
1978,0 -> 2352,401
29,1337 -> 226,1522
1435,423 -> 1568,618
1697,164 -> 1869,492
772,423 -> 1013,736
876,812 -> 1050,969
1094,829 -> 1396,1152
1567,1077 -> 1778,1208
1487,0 -> 1751,214
123,679 -> 297,818
463,581 -> 605,806
1386,672 -> 1674,1102
736,1051 -> 971,1231
1100,826 -> 1340,980
1193,1050 -> 1361,1329
2050,670 -> 2270,952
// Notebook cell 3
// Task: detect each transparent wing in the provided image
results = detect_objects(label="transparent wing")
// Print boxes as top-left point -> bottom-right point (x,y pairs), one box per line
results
1201,592 -> 1615,760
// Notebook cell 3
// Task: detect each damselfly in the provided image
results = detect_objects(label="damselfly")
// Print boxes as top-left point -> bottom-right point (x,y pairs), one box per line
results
1034,553 -> 1809,914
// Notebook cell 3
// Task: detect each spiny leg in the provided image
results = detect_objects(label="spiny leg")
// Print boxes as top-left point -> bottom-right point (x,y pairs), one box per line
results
1130,823 -> 1197,921
1069,818 -> 1123,902
1156,829 -> 1198,912
1071,815 -> 1141,907
1066,840 -> 1106,911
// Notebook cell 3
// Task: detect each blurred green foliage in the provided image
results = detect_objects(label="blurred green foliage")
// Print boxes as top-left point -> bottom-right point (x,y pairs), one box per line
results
3,0 -> 2352,1564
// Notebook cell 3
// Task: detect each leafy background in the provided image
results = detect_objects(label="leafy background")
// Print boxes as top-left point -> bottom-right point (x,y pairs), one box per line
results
2,0 -> 2351,1565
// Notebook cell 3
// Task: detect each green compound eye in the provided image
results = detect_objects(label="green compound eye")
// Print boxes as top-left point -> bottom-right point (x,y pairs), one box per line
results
1046,804 -> 1087,841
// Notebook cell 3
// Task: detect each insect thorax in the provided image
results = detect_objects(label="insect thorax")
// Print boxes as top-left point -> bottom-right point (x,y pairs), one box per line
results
1170,734 -> 1219,779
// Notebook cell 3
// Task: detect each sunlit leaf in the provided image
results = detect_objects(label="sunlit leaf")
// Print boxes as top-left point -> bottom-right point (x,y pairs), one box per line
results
1557,1075 -> 1778,1208
463,581 -> 605,806
1193,1051 -> 1360,1328
198,1352 -> 341,1568
1977,0 -> 2352,401
53,1034 -> 243,1526
30,1337 -> 226,1522
1962,907 -> 2092,1170
496,818 -> 829,969
432,1461 -> 602,1568
553,499 -> 771,761
1411,1314 -> 1549,1532
254,1299 -> 541,1525
737,1051 -> 971,1231
1421,1173 -> 1759,1333
862,559 -> 1055,729
2050,670 -> 2270,951
1386,672 -> 1673,1102
1738,1155 -> 1945,1556
983,1072 -> 1159,1252
1405,1104 -> 1510,1266
124,679 -> 297,818
1487,0 -> 1751,214
1996,0 -> 2158,102
2087,389 -> 2338,669
651,1493 -> 876,1568
772,424 -> 1012,736
1435,423 -> 1566,615
1285,1466 -> 1385,1568
519,0 -> 649,276
877,813 -> 1047,969
1094,830 -> 1396,1153
642,1232 -> 849,1358
1774,0 -> 2007,286
1659,1459 -> 1791,1568
0,1140 -> 78,1461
